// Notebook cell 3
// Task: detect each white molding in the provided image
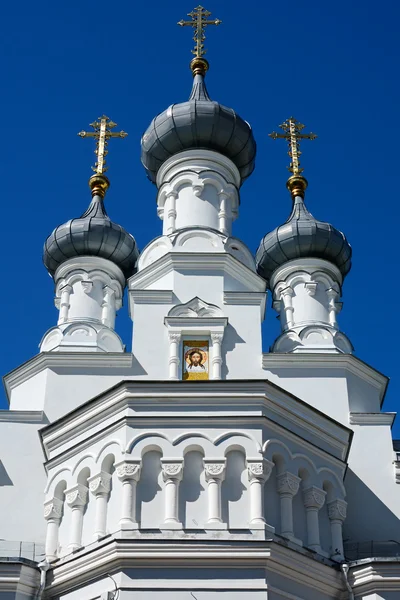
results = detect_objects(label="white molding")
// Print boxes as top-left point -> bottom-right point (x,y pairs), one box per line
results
129,253 -> 266,294
129,290 -> 174,304
349,559 -> 400,593
270,258 -> 343,290
156,149 -> 241,189
349,413 -> 395,426
0,410 -> 45,423
40,380 -> 351,464
45,539 -> 343,597
262,353 -> 388,403
164,316 -> 228,330
3,352 -> 133,401
224,291 -> 266,319
55,256 -> 125,288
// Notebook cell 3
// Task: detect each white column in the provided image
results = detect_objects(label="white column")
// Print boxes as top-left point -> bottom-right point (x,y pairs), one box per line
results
166,191 -> 178,234
204,461 -> 227,530
101,286 -> 116,329
327,287 -> 341,328
160,461 -> 183,530
211,333 -> 223,380
168,332 -> 181,380
276,472 -> 301,540
281,286 -> 295,330
88,471 -> 112,540
43,497 -> 63,561
303,486 -> 326,552
116,460 -> 141,530
247,460 -> 274,531
65,484 -> 88,552
218,191 -> 230,235
328,498 -> 347,560
57,284 -> 72,324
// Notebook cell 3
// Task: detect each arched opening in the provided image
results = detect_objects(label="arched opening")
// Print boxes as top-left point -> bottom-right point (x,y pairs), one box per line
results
293,467 -> 309,545
221,450 -> 247,529
136,450 -> 162,529
179,449 -> 206,529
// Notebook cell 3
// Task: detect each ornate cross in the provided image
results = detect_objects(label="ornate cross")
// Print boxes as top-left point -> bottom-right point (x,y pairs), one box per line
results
178,5 -> 221,57
78,115 -> 128,174
269,117 -> 317,176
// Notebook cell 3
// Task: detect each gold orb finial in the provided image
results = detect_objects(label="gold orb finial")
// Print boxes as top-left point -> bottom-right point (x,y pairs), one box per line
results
286,175 -> 308,199
190,56 -> 209,76
88,173 -> 110,199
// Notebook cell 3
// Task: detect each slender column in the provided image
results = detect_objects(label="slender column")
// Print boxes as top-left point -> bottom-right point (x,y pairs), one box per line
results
116,460 -> 141,530
327,288 -> 340,329
247,460 -> 274,530
160,461 -> 183,530
280,286 -> 295,329
276,472 -> 301,539
57,284 -> 72,324
328,499 -> 347,560
211,333 -> 223,380
101,286 -> 116,329
166,191 -> 178,233
44,497 -> 63,561
204,461 -> 227,530
218,191 -> 230,235
303,486 -> 326,552
65,484 -> 88,551
168,332 -> 181,380
88,471 -> 112,540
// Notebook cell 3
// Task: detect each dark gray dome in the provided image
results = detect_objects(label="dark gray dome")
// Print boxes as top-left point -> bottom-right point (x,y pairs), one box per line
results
256,195 -> 352,285
141,73 -> 256,185
43,193 -> 139,279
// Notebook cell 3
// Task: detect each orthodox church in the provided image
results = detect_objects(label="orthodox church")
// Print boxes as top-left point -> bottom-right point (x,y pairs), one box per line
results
1,6 -> 399,600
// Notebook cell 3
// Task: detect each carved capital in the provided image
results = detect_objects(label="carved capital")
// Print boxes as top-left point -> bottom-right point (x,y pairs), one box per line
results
204,461 -> 226,482
192,182 -> 205,197
211,332 -> 224,344
161,462 -> 183,482
281,285 -> 295,300
81,280 -> 93,294
168,332 -> 182,343
44,497 -> 63,520
277,472 -> 301,497
65,483 -> 88,508
303,486 -> 326,510
88,471 -> 112,496
116,461 -> 141,482
247,459 -> 274,483
328,498 -> 347,522
304,282 -> 318,296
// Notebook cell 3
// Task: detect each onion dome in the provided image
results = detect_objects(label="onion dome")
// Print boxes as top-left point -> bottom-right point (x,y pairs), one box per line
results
256,175 -> 352,285
141,57 -> 256,185
43,174 -> 139,279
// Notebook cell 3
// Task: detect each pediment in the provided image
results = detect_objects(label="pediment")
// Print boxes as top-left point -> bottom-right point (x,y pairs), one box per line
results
167,297 -> 223,318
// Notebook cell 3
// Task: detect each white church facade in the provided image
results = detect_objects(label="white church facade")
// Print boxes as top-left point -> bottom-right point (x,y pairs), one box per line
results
1,7 -> 400,600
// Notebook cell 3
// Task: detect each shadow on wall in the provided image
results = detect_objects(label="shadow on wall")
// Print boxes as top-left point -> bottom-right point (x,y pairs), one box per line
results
0,461 -> 13,486
179,451 -> 205,528
136,451 -> 162,527
221,324 -> 245,379
344,468 -> 400,545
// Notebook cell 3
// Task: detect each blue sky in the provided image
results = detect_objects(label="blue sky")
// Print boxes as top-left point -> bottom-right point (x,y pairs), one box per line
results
1,1 -> 398,432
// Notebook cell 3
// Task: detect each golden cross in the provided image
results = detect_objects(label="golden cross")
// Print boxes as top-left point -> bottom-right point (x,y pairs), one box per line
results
178,5 -> 221,57
269,117 -> 317,176
78,115 -> 128,174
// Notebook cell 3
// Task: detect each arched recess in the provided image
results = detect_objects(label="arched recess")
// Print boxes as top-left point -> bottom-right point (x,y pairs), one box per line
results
100,453 -> 118,537
179,447 -> 206,529
77,467 -> 93,549
53,480 -> 68,557
136,449 -> 163,529
221,450 -> 247,529
293,467 -> 310,545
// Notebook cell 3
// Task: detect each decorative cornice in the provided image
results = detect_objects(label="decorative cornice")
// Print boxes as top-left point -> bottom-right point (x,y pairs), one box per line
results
3,352 -> 133,402
40,381 -> 351,466
44,539 -> 343,597
129,253 -> 266,295
349,413 -> 395,426
262,353 -> 388,405
0,410 -> 45,423
129,290 -> 174,317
